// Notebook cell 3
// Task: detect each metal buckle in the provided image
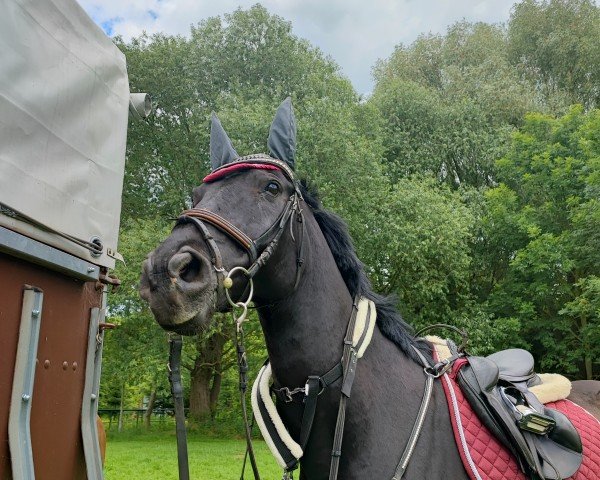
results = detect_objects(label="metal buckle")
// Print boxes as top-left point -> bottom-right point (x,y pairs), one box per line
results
273,386 -> 304,403
305,376 -> 325,397
424,358 -> 452,378
282,469 -> 294,480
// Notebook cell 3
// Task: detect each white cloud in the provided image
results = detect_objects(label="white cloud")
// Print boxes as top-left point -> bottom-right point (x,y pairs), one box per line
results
79,0 -> 518,94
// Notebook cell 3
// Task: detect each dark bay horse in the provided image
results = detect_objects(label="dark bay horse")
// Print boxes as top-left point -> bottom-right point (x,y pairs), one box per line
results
139,99 -> 599,479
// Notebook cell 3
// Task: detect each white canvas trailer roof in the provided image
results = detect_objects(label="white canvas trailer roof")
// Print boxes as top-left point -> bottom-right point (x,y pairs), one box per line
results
0,0 -> 130,269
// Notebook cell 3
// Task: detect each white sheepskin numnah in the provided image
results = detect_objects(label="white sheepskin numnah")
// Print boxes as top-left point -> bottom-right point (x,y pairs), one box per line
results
425,335 -> 452,362
529,373 -> 572,404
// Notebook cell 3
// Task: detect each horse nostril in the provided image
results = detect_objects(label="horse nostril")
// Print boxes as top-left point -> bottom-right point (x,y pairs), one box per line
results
167,250 -> 203,283
180,255 -> 201,283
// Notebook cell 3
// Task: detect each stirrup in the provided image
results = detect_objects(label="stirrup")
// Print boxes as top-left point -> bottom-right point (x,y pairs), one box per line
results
499,387 -> 555,435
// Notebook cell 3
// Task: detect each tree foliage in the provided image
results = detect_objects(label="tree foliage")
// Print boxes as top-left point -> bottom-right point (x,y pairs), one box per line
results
508,0 -> 600,109
370,21 -> 543,187
486,107 -> 600,378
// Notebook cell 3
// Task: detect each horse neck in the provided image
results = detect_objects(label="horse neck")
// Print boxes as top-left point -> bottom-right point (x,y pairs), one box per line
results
255,213 -> 353,388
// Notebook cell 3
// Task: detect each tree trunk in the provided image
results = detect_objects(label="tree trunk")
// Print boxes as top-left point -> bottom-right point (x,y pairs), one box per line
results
579,314 -> 594,380
209,371 -> 222,420
581,316 -> 593,380
585,355 -> 593,380
143,387 -> 157,430
189,331 -> 226,424
118,382 -> 125,433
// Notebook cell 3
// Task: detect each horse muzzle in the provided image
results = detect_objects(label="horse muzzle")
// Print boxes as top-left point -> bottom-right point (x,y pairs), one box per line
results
139,246 -> 218,334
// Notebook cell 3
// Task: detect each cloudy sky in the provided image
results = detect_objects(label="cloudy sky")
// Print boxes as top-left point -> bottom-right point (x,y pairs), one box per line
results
81,0 -> 519,94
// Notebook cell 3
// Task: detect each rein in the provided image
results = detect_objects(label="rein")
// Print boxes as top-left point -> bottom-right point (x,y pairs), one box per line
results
168,334 -> 190,480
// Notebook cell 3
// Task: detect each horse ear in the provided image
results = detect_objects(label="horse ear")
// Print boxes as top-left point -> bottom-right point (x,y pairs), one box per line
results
268,97 -> 296,170
210,112 -> 238,170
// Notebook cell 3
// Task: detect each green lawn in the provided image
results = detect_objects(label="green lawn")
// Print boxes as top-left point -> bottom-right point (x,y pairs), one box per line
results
104,434 -> 282,479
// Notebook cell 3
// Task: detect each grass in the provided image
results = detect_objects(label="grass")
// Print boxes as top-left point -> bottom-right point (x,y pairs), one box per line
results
103,432 -> 282,479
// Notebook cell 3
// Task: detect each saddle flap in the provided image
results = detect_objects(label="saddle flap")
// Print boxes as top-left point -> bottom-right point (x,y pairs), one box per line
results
545,407 -> 583,453
467,355 -> 500,393
533,418 -> 583,480
456,360 -> 518,458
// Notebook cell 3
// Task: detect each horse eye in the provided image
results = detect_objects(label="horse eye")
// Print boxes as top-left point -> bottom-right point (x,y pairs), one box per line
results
265,181 -> 281,196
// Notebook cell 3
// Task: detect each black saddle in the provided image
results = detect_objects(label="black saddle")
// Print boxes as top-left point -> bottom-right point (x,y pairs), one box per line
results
487,349 -> 538,383
456,348 -> 582,480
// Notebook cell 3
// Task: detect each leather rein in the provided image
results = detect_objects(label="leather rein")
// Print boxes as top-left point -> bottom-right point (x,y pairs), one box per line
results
166,156 -> 440,480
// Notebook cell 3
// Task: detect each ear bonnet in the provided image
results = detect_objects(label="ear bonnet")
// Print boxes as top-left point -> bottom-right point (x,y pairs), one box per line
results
205,98 -> 297,184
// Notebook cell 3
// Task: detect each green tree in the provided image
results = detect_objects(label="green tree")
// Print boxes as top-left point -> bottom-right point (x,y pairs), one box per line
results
371,21 -> 541,187
508,0 -> 600,109
487,106 -> 600,378
101,218 -> 172,427
118,5 -> 355,219
370,78 -> 512,186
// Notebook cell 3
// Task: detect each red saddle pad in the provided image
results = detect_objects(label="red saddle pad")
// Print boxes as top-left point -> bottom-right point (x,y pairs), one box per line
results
440,360 -> 600,480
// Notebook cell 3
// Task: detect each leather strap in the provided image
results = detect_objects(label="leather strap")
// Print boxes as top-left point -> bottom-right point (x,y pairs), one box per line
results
392,347 -> 435,479
328,299 -> 360,480
296,360 -> 345,452
209,155 -> 296,184
177,194 -> 302,284
168,335 -> 190,480
299,377 -> 321,450
180,208 -> 258,261
178,216 -> 224,271
246,196 -> 297,278
236,329 -> 261,480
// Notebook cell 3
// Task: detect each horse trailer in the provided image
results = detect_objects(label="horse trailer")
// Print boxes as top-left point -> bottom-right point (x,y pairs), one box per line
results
0,1 -> 146,478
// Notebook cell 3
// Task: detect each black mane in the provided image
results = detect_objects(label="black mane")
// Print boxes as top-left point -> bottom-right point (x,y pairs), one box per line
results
299,180 -> 431,362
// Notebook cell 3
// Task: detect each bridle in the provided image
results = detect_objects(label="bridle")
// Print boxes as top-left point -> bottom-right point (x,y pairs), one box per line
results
176,155 -> 306,292
168,155 -> 306,480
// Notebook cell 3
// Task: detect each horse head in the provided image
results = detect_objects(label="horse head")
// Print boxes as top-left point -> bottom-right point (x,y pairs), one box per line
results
139,98 -> 304,334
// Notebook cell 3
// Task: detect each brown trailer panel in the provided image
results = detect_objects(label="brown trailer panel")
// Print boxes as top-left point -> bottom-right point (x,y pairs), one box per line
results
0,250 -> 103,479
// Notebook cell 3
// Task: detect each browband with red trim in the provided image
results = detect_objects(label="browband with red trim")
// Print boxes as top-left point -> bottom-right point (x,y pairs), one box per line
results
203,154 -> 296,184
203,163 -> 280,183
